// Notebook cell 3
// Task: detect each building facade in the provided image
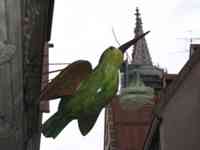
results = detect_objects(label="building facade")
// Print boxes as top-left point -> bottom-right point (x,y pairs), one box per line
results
144,43 -> 200,150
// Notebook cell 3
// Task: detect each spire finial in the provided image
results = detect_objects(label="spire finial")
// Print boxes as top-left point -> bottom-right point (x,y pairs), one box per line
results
135,7 -> 140,19
132,7 -> 152,65
134,7 -> 142,34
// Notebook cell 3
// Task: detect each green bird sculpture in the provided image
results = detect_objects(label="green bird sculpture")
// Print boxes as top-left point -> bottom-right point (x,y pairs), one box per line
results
41,31 -> 150,138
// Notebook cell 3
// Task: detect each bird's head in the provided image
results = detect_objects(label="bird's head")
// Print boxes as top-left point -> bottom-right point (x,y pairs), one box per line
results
99,31 -> 150,67
99,47 -> 123,67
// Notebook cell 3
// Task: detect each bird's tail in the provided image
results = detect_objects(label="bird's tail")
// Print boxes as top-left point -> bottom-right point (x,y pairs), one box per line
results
42,112 -> 73,139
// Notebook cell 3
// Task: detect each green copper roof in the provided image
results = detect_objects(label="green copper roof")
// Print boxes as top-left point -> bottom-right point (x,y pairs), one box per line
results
119,72 -> 154,110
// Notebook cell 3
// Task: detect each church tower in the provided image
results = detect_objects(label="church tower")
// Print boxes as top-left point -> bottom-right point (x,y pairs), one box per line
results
104,8 -> 163,150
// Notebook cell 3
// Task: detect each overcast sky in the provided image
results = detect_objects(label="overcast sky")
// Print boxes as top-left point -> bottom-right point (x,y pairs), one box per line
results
41,0 -> 200,149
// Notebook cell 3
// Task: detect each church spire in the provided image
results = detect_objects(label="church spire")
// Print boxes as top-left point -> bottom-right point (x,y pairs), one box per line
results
131,7 -> 152,65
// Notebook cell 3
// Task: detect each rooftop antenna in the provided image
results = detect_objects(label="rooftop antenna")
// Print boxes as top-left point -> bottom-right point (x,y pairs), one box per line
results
176,30 -> 200,57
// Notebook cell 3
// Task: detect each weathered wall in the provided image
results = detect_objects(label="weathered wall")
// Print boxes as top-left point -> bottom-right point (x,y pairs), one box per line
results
0,0 -> 24,149
0,0 -> 53,150
160,60 -> 200,150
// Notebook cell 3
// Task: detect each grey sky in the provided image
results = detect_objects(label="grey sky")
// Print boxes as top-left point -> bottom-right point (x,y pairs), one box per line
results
41,0 -> 200,149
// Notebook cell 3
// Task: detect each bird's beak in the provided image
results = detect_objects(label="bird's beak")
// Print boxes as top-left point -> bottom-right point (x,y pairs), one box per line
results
118,31 -> 150,53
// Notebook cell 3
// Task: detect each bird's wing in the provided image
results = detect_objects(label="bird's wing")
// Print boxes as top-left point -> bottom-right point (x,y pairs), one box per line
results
78,109 -> 102,136
40,60 -> 92,101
